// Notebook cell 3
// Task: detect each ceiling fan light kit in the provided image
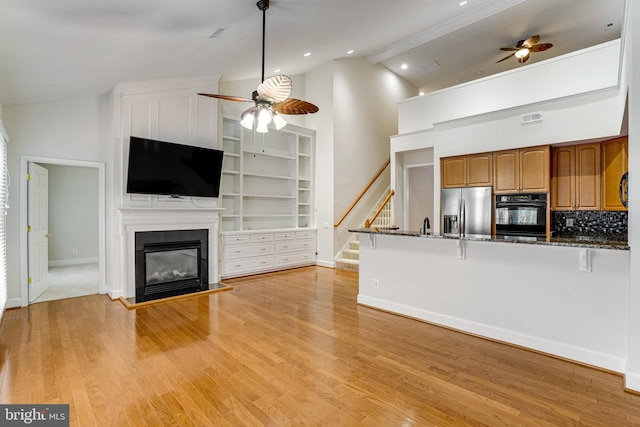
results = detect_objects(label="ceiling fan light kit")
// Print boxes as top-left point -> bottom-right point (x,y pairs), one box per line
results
198,0 -> 318,133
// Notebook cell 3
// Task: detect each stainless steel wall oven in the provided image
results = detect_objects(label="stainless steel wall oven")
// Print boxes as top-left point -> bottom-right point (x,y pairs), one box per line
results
495,193 -> 547,238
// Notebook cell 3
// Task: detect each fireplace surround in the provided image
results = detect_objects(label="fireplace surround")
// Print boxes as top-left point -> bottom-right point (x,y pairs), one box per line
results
114,207 -> 222,302
135,229 -> 209,302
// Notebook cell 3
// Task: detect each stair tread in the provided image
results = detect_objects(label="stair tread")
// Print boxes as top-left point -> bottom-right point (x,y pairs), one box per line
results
336,258 -> 359,265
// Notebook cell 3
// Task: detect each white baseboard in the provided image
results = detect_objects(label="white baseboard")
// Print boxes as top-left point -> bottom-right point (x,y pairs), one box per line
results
316,260 -> 335,268
49,257 -> 99,267
6,297 -> 22,309
625,372 -> 640,392
357,294 -> 627,374
107,288 -> 122,300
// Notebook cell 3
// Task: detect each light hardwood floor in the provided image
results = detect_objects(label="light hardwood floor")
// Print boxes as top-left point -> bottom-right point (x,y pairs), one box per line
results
2,266 -> 640,426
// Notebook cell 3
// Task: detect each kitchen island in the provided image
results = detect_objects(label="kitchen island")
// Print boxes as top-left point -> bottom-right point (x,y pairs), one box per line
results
351,228 -> 630,374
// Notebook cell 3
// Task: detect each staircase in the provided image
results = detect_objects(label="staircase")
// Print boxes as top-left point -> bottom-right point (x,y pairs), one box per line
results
335,200 -> 392,271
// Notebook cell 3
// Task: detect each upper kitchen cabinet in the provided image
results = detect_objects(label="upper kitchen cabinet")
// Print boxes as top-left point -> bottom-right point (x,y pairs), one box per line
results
441,153 -> 492,188
551,143 -> 600,210
493,146 -> 550,194
601,136 -> 628,211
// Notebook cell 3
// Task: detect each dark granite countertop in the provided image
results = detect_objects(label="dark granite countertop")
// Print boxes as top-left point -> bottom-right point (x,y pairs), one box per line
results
349,228 -> 629,250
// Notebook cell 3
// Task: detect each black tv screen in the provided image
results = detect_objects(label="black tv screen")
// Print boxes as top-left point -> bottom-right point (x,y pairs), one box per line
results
126,136 -> 224,198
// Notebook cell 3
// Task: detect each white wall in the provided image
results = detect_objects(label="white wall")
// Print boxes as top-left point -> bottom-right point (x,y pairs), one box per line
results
332,58 -> 416,255
407,165 -> 433,232
4,97 -> 104,303
304,61 -> 335,267
43,164 -> 99,265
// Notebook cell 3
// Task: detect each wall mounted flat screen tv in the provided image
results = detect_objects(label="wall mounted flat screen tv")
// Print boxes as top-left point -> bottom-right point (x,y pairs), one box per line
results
126,136 -> 224,198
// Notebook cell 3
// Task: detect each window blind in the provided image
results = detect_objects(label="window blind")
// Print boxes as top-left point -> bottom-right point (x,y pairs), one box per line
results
0,124 -> 8,320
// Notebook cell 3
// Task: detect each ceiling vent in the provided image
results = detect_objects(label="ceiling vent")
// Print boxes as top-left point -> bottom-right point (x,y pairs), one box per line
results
522,112 -> 542,124
418,61 -> 441,75
209,28 -> 227,39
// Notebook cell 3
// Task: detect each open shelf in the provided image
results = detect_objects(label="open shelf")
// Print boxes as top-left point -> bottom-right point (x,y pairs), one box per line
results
219,112 -> 314,231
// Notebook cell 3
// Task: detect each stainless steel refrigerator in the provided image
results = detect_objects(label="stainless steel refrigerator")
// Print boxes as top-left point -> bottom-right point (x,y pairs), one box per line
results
441,186 -> 492,238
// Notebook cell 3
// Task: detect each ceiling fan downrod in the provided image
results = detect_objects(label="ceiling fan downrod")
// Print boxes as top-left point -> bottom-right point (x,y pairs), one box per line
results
257,0 -> 270,83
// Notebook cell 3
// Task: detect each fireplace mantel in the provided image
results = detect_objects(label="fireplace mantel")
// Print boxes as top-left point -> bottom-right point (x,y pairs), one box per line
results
117,207 -> 223,232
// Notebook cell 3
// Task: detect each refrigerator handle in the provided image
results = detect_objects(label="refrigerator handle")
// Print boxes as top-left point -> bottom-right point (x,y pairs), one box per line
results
460,199 -> 465,237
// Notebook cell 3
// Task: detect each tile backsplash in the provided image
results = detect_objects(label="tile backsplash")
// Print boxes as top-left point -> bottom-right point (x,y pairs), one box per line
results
552,210 -> 628,241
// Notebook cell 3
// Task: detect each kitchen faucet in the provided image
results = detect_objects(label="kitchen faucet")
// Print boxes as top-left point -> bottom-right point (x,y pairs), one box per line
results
421,216 -> 430,234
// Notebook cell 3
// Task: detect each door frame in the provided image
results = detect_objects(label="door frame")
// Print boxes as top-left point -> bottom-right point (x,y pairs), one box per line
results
20,155 -> 106,307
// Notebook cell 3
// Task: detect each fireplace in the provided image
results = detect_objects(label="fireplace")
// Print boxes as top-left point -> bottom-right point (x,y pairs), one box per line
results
135,229 -> 209,302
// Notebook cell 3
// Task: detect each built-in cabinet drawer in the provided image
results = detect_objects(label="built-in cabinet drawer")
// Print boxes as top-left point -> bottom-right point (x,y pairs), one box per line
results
224,256 -> 274,275
275,252 -> 315,266
224,243 -> 273,259
220,229 -> 316,278
222,235 -> 251,245
275,240 -> 314,253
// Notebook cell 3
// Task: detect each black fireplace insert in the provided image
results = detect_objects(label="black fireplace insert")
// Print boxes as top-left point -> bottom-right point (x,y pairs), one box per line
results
135,229 -> 209,302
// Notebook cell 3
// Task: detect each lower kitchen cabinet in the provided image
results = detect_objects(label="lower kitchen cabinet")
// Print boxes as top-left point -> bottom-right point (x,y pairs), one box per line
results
220,229 -> 316,278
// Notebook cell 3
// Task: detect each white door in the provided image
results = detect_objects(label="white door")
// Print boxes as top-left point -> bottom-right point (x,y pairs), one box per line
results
28,163 -> 49,302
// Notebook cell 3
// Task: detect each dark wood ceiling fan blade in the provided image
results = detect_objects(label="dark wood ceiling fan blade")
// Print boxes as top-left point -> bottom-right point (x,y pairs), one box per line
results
500,47 -> 517,51
496,52 -> 516,63
274,98 -> 319,115
530,43 -> 553,52
197,93 -> 254,102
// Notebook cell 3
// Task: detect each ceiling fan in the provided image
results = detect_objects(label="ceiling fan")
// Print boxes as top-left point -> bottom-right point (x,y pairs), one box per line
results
198,0 -> 318,133
496,35 -> 553,64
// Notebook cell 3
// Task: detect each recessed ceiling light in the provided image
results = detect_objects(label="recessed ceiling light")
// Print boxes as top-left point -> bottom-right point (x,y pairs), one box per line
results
274,69 -> 281,73
401,63 -> 408,70
347,50 -> 354,55
419,92 -> 425,96
304,52 -> 311,57
458,1 -> 468,6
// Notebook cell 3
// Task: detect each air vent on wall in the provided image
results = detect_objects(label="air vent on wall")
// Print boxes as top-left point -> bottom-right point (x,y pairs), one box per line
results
522,111 -> 542,124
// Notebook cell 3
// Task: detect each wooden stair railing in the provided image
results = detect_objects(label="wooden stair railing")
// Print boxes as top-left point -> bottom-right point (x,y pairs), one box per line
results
365,189 -> 394,228
334,159 -> 390,227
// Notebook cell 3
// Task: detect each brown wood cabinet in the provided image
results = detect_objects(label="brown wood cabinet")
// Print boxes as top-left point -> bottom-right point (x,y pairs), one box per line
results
493,146 -> 550,194
551,143 -> 600,210
441,153 -> 492,188
601,136 -> 628,211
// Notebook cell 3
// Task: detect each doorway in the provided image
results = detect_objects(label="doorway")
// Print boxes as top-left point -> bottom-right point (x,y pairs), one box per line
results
20,156 -> 106,306
403,164 -> 435,232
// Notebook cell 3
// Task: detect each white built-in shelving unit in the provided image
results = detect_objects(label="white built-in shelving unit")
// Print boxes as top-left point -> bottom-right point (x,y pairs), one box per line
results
219,114 -> 315,232
218,112 -> 316,278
